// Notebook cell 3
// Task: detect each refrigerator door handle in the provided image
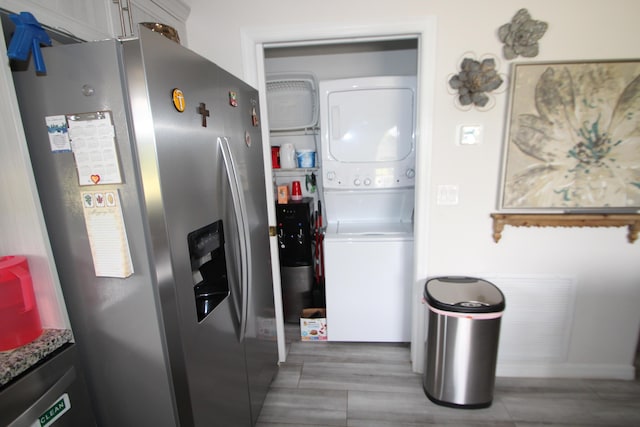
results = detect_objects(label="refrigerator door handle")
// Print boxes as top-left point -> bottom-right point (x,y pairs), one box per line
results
218,137 -> 251,342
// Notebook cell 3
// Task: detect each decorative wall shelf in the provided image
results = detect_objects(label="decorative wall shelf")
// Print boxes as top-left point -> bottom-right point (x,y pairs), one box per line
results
490,213 -> 640,244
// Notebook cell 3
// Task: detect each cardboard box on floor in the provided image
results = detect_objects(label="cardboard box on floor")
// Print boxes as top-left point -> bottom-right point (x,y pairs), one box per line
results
300,308 -> 327,341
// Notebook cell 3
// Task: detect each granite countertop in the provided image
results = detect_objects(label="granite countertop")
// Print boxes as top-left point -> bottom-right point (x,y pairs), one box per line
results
0,329 -> 74,386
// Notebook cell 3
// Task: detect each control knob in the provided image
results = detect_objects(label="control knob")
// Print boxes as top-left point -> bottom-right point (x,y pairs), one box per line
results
326,171 -> 336,181
406,168 -> 415,179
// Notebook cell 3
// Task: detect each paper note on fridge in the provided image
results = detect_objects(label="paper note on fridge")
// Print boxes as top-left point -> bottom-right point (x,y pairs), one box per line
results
45,115 -> 72,152
81,190 -> 134,278
66,111 -> 123,185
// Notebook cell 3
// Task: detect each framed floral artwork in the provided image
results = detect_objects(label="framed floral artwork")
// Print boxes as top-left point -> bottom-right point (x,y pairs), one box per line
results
499,60 -> 640,211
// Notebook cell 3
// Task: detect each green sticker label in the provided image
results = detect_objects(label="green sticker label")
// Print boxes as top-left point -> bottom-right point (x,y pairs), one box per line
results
33,393 -> 71,427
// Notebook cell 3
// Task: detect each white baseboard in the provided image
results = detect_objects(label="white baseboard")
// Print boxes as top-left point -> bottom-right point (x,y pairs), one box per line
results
497,362 -> 636,380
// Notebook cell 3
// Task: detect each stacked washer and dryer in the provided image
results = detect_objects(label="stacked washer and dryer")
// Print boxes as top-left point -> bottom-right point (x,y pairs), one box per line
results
319,76 -> 417,342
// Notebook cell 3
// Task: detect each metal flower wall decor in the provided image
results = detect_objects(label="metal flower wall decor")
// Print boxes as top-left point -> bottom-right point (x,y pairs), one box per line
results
449,56 -> 504,109
498,9 -> 548,60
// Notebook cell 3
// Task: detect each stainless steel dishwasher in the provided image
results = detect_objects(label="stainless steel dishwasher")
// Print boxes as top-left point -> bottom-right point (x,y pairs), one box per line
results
0,343 -> 96,427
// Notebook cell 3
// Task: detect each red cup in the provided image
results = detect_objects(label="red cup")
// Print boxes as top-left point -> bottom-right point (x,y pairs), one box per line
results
291,181 -> 302,201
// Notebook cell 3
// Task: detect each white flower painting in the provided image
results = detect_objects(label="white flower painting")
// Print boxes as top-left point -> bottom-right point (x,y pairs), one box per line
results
501,61 -> 640,210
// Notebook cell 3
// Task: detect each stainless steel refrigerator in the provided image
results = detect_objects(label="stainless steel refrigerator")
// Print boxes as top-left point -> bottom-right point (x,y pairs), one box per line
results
11,26 -> 277,427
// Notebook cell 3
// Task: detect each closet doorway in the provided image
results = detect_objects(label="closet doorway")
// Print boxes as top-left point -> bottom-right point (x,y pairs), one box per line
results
241,18 -> 437,374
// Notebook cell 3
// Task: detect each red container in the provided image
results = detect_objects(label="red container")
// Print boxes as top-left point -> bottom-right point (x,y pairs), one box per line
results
271,146 -> 280,169
0,256 -> 43,351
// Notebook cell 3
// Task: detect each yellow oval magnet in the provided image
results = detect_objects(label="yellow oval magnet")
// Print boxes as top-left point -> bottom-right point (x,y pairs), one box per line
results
172,88 -> 185,112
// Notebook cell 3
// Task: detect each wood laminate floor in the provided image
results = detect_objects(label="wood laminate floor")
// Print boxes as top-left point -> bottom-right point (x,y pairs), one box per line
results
257,330 -> 640,427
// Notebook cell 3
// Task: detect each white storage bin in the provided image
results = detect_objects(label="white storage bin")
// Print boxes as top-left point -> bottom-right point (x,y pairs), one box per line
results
266,73 -> 318,131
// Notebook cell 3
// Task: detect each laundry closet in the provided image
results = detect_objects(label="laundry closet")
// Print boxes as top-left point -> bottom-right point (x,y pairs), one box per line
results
265,39 -> 418,342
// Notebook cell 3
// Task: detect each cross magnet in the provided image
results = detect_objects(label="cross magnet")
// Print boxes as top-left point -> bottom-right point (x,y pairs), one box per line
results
198,102 -> 210,127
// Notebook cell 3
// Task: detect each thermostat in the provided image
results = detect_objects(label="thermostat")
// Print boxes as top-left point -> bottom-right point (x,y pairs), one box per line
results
458,124 -> 483,145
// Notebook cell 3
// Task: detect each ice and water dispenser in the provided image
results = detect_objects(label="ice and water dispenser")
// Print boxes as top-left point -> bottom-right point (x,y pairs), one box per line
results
188,220 -> 229,322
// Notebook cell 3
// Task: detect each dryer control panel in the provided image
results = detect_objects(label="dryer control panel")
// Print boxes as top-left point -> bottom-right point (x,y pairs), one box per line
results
323,163 -> 415,190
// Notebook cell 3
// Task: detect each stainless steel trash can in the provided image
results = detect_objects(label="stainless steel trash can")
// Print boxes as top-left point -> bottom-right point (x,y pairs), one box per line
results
423,276 -> 505,408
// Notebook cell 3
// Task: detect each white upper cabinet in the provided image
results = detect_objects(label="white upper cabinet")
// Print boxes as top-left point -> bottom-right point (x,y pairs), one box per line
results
109,0 -> 189,44
0,0 -> 189,43
0,0 -> 111,40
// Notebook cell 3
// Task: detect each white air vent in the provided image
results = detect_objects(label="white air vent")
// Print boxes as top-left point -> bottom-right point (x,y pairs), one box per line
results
483,275 -> 576,363
266,73 -> 318,131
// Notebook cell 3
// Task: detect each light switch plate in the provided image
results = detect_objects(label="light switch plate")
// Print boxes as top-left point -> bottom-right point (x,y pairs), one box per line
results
436,184 -> 459,205
458,124 -> 483,145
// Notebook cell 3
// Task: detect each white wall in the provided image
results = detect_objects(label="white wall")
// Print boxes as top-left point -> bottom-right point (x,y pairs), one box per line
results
187,0 -> 640,379
265,43 -> 417,80
0,21 -> 70,329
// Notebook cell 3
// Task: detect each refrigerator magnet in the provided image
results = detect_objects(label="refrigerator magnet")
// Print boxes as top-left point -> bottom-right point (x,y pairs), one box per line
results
245,130 -> 251,147
172,88 -> 185,112
251,101 -> 259,127
229,91 -> 238,107
198,103 -> 210,127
